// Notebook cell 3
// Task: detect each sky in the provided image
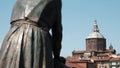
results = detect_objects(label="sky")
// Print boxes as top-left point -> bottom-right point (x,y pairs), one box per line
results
0,0 -> 120,57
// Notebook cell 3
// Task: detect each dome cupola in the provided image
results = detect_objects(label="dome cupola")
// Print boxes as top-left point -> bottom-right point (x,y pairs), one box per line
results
86,20 -> 106,51
87,20 -> 105,39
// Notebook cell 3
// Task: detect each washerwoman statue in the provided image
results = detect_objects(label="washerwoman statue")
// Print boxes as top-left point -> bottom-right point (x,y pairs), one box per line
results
0,0 -> 62,68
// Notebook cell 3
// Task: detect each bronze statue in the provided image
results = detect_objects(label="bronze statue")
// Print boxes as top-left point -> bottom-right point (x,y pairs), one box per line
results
0,0 -> 62,68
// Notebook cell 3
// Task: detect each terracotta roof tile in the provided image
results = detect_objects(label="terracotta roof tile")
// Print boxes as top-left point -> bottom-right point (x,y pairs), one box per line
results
66,62 -> 86,68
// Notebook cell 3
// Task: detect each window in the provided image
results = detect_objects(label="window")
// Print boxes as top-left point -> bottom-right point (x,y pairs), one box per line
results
112,62 -> 116,65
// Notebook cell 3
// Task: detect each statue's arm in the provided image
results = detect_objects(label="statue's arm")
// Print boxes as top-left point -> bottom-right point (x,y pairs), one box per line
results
52,0 -> 62,59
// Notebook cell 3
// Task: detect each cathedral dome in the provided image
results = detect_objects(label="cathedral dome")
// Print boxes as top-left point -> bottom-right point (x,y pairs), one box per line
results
87,20 -> 105,39
87,32 -> 104,38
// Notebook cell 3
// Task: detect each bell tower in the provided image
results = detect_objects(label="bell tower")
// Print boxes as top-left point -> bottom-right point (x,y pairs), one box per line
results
86,20 -> 106,51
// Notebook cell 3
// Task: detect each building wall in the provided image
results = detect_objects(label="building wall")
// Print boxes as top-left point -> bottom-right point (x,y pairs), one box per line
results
87,63 -> 97,68
86,38 -> 106,51
109,61 -> 120,68
97,62 -> 110,68
97,38 -> 106,51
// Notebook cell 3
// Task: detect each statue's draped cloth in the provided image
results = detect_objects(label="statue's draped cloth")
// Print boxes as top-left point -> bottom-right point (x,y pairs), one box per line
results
0,0 -> 62,68
11,0 -> 51,22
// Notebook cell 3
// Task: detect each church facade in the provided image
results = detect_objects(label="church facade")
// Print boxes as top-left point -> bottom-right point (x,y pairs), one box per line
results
66,20 -> 120,68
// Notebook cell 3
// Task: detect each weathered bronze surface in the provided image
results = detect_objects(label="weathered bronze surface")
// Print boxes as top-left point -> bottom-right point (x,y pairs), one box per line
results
0,0 -> 62,68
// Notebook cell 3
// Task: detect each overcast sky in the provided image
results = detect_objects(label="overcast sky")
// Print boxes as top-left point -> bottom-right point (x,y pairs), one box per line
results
0,0 -> 120,57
